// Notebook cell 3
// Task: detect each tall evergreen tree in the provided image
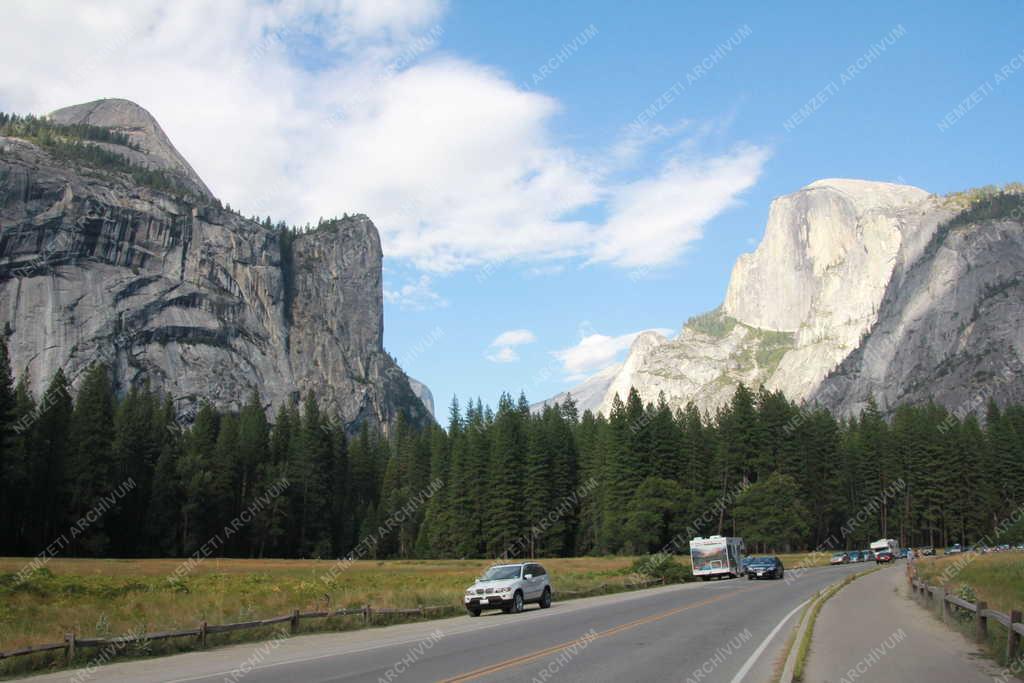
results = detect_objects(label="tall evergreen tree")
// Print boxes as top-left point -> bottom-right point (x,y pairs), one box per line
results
65,364 -> 116,555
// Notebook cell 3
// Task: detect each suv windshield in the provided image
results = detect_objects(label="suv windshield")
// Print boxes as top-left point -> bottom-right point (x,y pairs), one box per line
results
481,565 -> 522,581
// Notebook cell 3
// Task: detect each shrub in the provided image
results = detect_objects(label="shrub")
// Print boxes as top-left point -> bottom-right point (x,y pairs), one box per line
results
629,554 -> 693,584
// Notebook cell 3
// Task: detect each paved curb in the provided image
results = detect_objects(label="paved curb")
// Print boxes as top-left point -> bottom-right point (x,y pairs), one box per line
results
778,567 -> 880,682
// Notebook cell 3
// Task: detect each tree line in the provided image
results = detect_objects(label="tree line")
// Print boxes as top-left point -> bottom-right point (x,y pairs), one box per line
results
0,347 -> 1022,560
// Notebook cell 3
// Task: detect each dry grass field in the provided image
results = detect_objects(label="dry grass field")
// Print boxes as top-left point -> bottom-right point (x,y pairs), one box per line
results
0,551 -> 829,676
912,551 -> 1024,614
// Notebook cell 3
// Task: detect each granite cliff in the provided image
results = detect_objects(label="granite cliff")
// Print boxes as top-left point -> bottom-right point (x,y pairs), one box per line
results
0,98 -> 431,431
551,179 -> 1023,418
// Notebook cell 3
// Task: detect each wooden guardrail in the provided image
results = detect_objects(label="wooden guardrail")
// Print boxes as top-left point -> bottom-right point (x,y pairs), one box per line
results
909,571 -> 1023,663
0,577 -> 666,667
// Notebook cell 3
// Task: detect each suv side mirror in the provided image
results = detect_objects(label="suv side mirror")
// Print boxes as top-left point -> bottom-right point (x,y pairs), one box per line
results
524,573 -> 533,579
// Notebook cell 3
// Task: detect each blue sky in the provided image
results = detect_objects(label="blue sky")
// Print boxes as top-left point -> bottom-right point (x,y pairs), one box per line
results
382,2 -> 1024,410
2,1 -> 1021,414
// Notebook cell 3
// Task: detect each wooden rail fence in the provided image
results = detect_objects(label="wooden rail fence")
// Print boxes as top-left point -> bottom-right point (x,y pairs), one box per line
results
909,570 -> 1023,663
0,577 -> 665,666
0,604 -> 451,666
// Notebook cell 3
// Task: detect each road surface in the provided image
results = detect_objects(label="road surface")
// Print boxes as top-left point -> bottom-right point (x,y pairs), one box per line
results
803,564 -> 1001,682
22,563 -> 864,683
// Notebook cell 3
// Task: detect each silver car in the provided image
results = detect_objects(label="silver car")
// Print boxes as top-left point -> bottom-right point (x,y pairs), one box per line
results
463,562 -> 553,616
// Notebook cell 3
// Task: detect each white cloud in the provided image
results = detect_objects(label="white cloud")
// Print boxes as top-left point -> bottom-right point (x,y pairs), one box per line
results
384,274 -> 447,310
591,144 -> 770,268
0,1 -> 768,275
491,329 -> 536,347
486,346 -> 521,364
486,328 -> 536,363
552,328 -> 671,379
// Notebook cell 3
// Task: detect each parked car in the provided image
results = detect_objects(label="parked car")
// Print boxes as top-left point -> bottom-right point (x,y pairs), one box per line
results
463,562 -> 552,617
830,552 -> 849,565
848,550 -> 862,563
898,547 -> 909,559
945,544 -> 962,555
862,550 -> 875,562
875,551 -> 894,563
920,546 -> 935,556
746,556 -> 784,580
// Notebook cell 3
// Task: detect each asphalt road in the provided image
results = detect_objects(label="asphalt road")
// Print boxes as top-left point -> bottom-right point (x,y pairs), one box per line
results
24,563 -> 865,683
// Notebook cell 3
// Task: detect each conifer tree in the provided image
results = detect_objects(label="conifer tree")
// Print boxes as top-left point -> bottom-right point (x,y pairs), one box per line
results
65,364 -> 116,554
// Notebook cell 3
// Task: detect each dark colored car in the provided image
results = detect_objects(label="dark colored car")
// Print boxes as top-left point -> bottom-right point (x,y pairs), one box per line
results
875,551 -> 894,563
898,547 -> 909,559
746,556 -> 784,580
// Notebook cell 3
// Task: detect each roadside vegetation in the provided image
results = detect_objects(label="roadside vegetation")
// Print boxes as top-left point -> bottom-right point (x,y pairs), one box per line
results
912,552 -> 1024,670
913,552 -> 1024,616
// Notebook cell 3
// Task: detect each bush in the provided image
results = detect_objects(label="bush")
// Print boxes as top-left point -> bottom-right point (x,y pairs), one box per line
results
629,554 -> 693,584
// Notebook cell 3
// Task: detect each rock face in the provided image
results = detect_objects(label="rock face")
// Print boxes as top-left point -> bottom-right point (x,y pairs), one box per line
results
0,99 -> 430,432
550,179 -> 1023,418
813,194 -> 1024,415
407,377 -> 435,418
532,361 -> 621,414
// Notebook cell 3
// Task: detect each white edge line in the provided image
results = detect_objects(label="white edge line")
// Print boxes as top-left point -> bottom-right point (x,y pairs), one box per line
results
728,597 -> 810,683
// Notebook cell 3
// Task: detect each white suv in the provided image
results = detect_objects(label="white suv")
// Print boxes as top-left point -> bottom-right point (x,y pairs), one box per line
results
463,562 -> 553,616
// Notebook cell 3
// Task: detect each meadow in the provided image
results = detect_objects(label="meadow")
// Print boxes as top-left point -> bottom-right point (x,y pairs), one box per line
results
912,551 -> 1024,614
0,552 -> 827,676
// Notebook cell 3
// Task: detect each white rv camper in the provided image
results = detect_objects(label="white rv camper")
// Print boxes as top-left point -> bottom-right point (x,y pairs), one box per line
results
870,538 -> 898,556
689,535 -> 746,580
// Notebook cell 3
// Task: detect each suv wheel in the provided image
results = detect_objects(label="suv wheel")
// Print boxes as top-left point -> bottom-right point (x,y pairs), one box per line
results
512,590 -> 524,613
539,587 -> 552,609
468,607 -> 481,617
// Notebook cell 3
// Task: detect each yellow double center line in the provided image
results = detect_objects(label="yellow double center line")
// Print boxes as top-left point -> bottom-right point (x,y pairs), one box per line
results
438,587 -> 753,682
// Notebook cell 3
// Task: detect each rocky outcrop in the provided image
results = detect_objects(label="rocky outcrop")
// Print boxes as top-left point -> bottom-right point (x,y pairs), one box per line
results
0,99 -> 430,432
547,179 -> 1023,418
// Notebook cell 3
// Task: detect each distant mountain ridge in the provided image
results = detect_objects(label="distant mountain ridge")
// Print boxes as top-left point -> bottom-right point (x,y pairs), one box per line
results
545,180 -> 1024,417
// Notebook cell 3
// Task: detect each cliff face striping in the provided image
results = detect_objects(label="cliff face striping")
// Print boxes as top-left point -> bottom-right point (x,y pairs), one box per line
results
0,99 -> 430,431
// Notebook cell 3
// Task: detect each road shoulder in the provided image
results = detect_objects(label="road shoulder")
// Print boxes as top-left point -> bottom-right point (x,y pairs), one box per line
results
802,564 -> 1000,682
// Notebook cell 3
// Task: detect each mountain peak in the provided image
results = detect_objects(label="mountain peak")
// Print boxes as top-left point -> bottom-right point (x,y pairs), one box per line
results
48,98 -> 212,197
801,178 -> 929,211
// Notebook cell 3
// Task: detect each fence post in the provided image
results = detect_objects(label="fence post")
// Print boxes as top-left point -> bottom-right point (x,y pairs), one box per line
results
290,609 -> 300,635
64,632 -> 75,665
942,588 -> 950,623
1008,610 -> 1021,664
976,601 -> 988,643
